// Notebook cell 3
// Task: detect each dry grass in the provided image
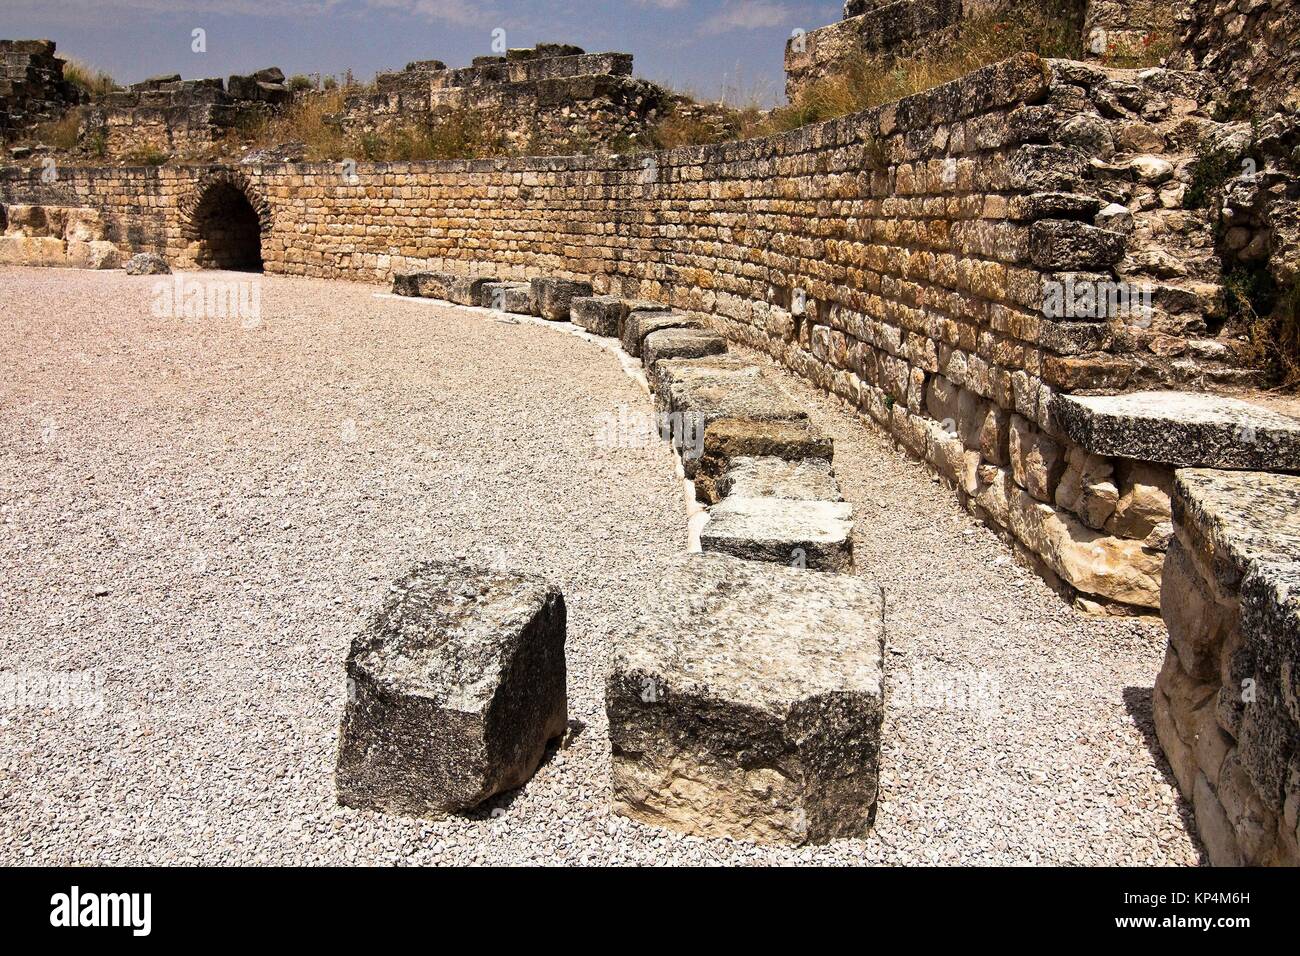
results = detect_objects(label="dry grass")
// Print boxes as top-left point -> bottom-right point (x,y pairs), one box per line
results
767,8 -> 1085,133
27,109 -> 83,150
58,57 -> 117,98
227,88 -> 510,162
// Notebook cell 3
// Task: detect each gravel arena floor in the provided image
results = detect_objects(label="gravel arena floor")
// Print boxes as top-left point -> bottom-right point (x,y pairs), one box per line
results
0,267 -> 1202,865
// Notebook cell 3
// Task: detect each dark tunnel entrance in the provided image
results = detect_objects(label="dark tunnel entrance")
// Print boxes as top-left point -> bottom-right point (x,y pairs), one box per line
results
191,182 -> 263,271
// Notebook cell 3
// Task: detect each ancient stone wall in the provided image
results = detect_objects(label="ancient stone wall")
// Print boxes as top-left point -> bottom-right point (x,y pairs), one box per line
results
1154,469 -> 1300,865
1082,0 -> 1183,62
1171,0 -> 1300,115
784,0 -> 966,100
339,44 -> 666,154
2,55 -> 1270,613
81,68 -> 291,162
0,40 -> 83,143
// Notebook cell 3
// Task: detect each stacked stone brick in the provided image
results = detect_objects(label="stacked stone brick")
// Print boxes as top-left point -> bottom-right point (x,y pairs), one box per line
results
339,44 -> 667,154
81,68 -> 290,161
0,39 -> 84,143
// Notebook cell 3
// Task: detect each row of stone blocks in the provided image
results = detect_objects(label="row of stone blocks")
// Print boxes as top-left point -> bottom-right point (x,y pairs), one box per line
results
341,275 -> 885,843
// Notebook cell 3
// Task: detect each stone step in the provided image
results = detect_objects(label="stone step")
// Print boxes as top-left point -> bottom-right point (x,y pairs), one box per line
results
606,552 -> 884,845
571,295 -> 669,337
478,280 -> 534,314
693,419 -> 835,505
641,326 -> 727,367
701,496 -> 854,571
621,308 -> 702,357
715,455 -> 844,503
1051,391 -> 1300,470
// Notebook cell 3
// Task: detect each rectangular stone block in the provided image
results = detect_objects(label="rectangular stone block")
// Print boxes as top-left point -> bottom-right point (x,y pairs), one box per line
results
606,553 -> 884,844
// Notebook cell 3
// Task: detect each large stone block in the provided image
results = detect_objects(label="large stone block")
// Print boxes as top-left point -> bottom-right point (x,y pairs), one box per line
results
716,455 -> 843,503
642,327 -> 728,367
1051,392 -> 1300,470
701,496 -> 854,571
571,295 -> 668,337
606,553 -> 884,844
478,281 -> 534,314
530,277 -> 593,321
336,560 -> 567,818
621,309 -> 702,357
693,418 -> 834,504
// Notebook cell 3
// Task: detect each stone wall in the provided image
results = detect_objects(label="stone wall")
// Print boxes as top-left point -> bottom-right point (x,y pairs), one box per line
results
339,44 -> 667,154
1154,469 -> 1300,865
2,55 -> 1276,613
1082,0 -> 1183,62
0,40 -> 83,143
784,0 -> 965,100
82,68 -> 291,161
1171,0 -> 1300,115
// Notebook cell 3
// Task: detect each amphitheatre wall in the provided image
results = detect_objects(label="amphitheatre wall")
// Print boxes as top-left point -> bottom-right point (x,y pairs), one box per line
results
4,54 -> 1266,617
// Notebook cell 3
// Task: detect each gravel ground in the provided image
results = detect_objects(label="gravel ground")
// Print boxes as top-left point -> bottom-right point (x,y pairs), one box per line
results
0,267 -> 1201,865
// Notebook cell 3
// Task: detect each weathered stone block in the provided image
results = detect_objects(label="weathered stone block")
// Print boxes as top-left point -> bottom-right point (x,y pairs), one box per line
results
716,455 -> 843,503
606,553 -> 884,844
693,419 -> 834,504
701,496 -> 854,572
530,277 -> 593,321
336,560 -> 567,818
479,281 -> 533,313
1009,414 -> 1065,503
642,327 -> 728,367
124,252 -> 170,275
1051,392 -> 1300,470
621,309 -> 702,357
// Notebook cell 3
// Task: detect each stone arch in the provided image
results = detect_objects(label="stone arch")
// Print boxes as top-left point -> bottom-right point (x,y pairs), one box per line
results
179,171 -> 270,272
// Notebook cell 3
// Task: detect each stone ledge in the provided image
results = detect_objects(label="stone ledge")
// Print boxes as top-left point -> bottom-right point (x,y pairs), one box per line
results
1051,391 -> 1300,470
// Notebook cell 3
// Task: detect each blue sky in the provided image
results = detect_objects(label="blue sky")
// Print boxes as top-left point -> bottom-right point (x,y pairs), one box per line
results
5,0 -> 842,104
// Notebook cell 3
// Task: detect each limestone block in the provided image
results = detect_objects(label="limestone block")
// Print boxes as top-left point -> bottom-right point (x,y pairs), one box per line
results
621,309 -> 702,358
693,419 -> 834,505
642,327 -> 727,367
336,560 -> 567,817
1009,414 -> 1065,503
701,496 -> 854,572
1006,483 -> 1163,608
1161,537 -> 1236,683
716,456 -> 843,503
124,252 -> 170,275
479,281 -> 533,314
606,553 -> 883,844
531,277 -> 593,321
1051,392 -> 1300,470
1054,446 -> 1117,530
1106,461 -> 1173,540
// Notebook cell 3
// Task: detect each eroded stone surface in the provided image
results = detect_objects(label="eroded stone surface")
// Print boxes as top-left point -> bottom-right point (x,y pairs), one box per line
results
717,455 -> 843,502
621,309 -> 702,357
701,496 -> 854,571
693,418 -> 834,504
336,560 -> 567,818
478,281 -> 534,314
571,295 -> 668,337
124,252 -> 170,275
1154,468 -> 1300,866
531,277 -> 593,321
1051,391 -> 1300,470
606,552 -> 884,844
642,326 -> 728,367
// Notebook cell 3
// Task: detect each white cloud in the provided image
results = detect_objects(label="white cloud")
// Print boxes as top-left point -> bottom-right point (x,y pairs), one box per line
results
699,0 -> 795,35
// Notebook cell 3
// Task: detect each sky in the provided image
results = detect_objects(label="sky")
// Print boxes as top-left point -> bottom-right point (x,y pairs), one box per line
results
3,0 -> 843,105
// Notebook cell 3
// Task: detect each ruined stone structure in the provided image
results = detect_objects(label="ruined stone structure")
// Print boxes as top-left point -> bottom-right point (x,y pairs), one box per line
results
0,39 -> 84,143
1155,470 -> 1300,865
2,12 -> 1299,858
1171,0 -> 1300,115
2,55 -> 1284,616
81,68 -> 291,161
339,44 -> 667,154
784,0 -> 969,100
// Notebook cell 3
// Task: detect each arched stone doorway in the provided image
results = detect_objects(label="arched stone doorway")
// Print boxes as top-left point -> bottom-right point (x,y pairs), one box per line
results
180,173 -> 270,272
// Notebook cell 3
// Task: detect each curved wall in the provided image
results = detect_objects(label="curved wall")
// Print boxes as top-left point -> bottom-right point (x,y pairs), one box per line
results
0,55 -> 1242,612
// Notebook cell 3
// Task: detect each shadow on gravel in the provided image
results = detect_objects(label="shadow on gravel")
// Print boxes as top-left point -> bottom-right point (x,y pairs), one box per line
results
458,718 -> 587,822
1123,685 -> 1206,865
